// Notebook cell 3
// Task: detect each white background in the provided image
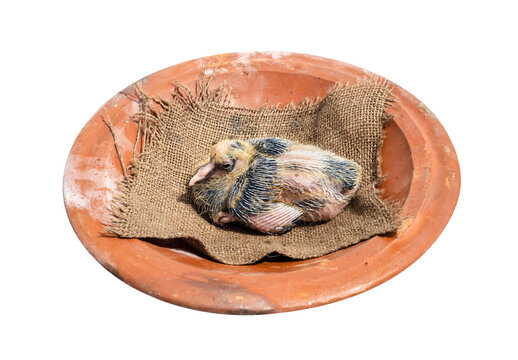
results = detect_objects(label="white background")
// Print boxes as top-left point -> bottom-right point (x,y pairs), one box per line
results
2,1 -> 517,359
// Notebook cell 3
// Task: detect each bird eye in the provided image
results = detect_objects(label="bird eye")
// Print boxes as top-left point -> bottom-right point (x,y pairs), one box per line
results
222,163 -> 232,170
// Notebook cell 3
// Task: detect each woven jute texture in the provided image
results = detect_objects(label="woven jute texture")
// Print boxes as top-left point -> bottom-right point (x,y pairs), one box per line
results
107,78 -> 399,265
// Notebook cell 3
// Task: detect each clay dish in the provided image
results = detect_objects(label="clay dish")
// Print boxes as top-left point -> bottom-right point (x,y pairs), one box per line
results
63,52 -> 460,314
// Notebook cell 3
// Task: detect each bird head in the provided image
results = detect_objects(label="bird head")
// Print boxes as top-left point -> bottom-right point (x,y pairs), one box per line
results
188,139 -> 254,186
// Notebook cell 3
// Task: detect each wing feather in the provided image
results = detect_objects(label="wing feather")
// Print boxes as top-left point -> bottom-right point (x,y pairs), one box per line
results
247,203 -> 302,234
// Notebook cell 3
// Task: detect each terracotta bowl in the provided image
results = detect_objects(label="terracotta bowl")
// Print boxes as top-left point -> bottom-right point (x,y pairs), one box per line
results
63,52 -> 460,314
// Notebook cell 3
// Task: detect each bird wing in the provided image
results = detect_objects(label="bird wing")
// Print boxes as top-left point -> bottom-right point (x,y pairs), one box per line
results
246,203 -> 303,234
226,156 -> 303,234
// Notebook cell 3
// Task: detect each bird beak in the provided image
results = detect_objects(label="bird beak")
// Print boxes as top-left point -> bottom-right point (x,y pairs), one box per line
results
188,160 -> 216,186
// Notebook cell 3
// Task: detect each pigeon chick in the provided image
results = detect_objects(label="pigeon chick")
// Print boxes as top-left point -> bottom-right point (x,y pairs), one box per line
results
189,138 -> 361,234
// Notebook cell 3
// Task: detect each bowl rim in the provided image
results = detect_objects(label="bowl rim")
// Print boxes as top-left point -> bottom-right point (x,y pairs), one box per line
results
63,51 -> 461,314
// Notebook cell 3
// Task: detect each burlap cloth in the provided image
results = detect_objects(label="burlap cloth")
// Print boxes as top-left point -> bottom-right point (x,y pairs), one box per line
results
107,78 -> 399,265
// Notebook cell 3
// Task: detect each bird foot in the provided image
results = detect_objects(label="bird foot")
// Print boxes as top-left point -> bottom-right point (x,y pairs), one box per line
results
214,210 -> 237,224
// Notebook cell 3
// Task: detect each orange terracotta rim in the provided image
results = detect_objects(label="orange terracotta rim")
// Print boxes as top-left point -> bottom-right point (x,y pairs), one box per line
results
63,52 -> 460,314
